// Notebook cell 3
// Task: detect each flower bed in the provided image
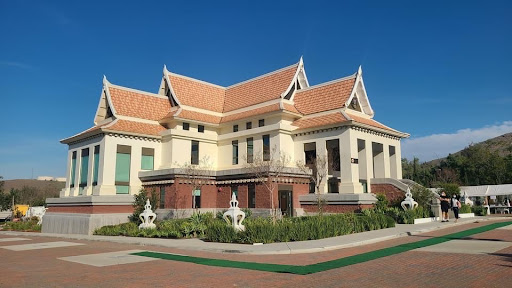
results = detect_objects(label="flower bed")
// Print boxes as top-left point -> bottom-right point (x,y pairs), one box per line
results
94,212 -> 395,244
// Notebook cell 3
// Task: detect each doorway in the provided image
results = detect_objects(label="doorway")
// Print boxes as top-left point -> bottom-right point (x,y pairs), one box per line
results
278,190 -> 292,217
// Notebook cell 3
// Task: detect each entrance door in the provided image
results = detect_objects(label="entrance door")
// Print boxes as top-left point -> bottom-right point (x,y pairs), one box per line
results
278,190 -> 292,217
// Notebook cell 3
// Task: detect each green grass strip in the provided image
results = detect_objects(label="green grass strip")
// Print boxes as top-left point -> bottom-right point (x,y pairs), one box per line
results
131,221 -> 512,275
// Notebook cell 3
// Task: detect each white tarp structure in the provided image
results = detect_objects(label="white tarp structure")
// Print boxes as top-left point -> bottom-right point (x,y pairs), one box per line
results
460,184 -> 512,197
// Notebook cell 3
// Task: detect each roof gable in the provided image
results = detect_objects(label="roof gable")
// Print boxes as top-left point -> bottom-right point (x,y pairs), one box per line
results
167,73 -> 225,113
108,85 -> 171,121
293,75 -> 356,115
223,64 -> 298,112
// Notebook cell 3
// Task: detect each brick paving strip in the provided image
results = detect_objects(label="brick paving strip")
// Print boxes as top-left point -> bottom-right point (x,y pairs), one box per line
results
131,221 -> 512,275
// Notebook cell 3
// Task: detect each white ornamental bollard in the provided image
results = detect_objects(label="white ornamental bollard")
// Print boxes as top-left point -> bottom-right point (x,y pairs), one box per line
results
139,199 -> 157,229
223,193 -> 246,231
401,187 -> 418,210
25,206 -> 47,225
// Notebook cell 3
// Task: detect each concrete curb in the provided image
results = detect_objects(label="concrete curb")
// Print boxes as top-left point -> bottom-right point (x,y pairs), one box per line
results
1,216 -> 508,255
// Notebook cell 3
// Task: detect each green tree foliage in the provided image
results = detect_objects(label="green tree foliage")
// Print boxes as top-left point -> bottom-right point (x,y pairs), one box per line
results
130,188 -> 159,223
436,182 -> 460,198
403,143 -> 512,187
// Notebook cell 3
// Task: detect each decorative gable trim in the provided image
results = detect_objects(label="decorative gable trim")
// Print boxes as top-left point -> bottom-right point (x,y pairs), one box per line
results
163,65 -> 182,107
345,66 -> 374,117
281,57 -> 308,101
94,76 -> 117,125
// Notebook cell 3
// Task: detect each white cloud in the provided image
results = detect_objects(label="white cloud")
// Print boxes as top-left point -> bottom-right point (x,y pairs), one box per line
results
402,121 -> 512,162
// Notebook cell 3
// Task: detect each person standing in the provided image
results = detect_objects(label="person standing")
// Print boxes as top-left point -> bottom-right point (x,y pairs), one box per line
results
440,191 -> 450,222
451,195 -> 461,223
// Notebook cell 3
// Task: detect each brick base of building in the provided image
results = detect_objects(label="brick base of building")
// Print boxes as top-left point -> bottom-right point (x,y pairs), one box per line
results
302,204 -> 374,214
370,184 -> 405,204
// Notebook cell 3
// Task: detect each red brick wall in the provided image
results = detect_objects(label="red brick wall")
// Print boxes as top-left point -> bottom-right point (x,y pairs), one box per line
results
216,185 -> 232,209
47,205 -> 133,214
371,184 -> 405,204
302,204 -> 373,214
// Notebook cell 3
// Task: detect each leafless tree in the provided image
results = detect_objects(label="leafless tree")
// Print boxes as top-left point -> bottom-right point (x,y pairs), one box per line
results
296,153 -> 328,214
176,155 -> 214,209
245,146 -> 290,223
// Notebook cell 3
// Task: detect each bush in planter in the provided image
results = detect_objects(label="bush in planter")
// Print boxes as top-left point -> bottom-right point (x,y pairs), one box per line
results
3,218 -> 41,232
471,206 -> 487,216
460,204 -> 471,214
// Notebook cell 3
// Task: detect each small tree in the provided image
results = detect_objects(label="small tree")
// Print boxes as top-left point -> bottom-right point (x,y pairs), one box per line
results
296,153 -> 328,214
130,188 -> 158,223
246,146 -> 290,223
410,183 -> 435,208
176,155 -> 214,209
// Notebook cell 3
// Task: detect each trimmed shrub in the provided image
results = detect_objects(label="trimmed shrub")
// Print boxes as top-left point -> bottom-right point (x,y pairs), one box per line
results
2,219 -> 41,232
460,204 -> 471,214
471,206 -> 488,216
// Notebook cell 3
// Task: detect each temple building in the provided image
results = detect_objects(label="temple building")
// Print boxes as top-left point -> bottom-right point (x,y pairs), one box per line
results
44,58 -> 409,234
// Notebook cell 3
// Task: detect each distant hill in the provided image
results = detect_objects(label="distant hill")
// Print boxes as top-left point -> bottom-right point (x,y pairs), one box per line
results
2,179 -> 65,194
426,132 -> 512,165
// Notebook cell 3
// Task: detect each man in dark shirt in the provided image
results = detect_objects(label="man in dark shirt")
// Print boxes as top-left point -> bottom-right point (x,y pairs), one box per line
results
440,191 -> 450,222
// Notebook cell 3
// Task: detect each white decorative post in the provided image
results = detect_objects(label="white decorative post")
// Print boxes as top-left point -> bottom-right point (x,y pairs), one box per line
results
462,191 -> 473,206
139,199 -> 157,229
401,187 -> 418,210
223,193 -> 246,231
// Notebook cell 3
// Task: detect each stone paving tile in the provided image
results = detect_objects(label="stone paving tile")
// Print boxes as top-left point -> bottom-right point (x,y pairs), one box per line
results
0,220 -> 510,288
1,241 -> 84,251
0,237 -> 30,242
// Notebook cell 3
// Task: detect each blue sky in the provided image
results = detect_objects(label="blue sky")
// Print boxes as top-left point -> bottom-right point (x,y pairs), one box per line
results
1,0 -> 511,180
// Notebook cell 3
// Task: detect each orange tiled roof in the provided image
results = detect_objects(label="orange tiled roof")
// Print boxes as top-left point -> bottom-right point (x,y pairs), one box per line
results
293,77 -> 356,115
105,120 -> 166,136
176,110 -> 222,124
221,103 -> 281,123
109,87 -> 171,121
348,113 -> 395,132
291,112 -> 348,129
283,103 -> 301,114
168,74 -> 225,113
224,64 -> 297,112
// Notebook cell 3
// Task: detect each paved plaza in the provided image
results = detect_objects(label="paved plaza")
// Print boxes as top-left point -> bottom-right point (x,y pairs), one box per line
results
1,217 -> 511,287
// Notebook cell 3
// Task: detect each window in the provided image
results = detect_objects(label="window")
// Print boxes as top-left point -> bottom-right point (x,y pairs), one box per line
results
233,125 -> 238,132
159,186 -> 166,209
141,148 -> 154,170
93,146 -> 99,186
309,181 -> 315,194
231,185 -> 238,197
262,134 -> 270,161
183,122 -> 189,130
258,119 -> 265,127
79,148 -> 89,195
248,183 -> 255,208
326,139 -> 340,172
304,142 -> 316,165
115,145 -> 131,194
328,177 -> 339,193
191,141 -> 199,165
232,140 -> 239,165
70,151 -> 77,188
246,121 -> 252,130
246,137 -> 253,163
198,125 -> 204,133
193,188 -> 201,208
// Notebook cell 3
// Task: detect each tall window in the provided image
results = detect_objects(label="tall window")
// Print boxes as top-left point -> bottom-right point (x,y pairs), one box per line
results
248,183 -> 255,208
262,134 -> 270,161
183,122 -> 190,130
115,145 -> 131,194
193,188 -> 201,208
232,140 -> 239,165
159,186 -> 166,209
70,151 -> 77,188
233,125 -> 238,132
326,139 -> 340,172
79,148 -> 89,195
198,125 -> 204,133
191,141 -> 199,165
231,185 -> 238,197
246,121 -> 252,130
246,137 -> 253,163
93,145 -> 99,186
141,148 -> 154,170
258,119 -> 265,127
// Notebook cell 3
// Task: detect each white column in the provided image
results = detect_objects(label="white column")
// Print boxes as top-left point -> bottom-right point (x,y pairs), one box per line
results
85,145 -> 94,196
61,150 -> 72,197
358,139 -> 373,193
316,139 -> 328,194
383,144 -> 391,178
395,142 -> 403,179
373,142 -> 385,178
339,128 -> 363,194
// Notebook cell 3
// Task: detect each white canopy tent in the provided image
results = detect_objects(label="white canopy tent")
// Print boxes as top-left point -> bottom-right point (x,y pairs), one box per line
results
460,184 -> 512,197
